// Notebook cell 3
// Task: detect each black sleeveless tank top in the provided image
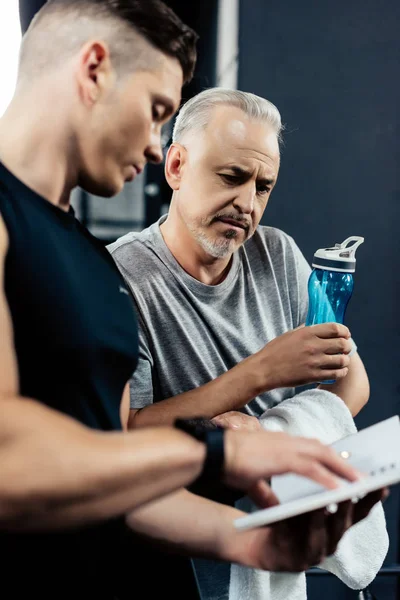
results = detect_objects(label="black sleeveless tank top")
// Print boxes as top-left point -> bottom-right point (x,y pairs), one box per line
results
0,162 -> 141,598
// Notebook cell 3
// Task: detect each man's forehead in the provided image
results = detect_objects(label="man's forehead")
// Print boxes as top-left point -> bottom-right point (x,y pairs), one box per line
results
203,106 -> 280,161
197,120 -> 279,176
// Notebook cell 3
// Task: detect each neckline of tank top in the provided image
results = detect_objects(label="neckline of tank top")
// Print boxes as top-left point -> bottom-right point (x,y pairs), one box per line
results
0,162 -> 76,227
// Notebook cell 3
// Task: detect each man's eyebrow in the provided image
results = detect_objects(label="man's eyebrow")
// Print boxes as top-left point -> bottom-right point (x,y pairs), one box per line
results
219,165 -> 276,185
219,165 -> 251,177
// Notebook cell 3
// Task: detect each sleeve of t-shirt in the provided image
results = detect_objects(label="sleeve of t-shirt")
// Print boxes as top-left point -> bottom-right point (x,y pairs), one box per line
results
286,233 -> 357,356
129,312 -> 155,409
107,245 -> 156,409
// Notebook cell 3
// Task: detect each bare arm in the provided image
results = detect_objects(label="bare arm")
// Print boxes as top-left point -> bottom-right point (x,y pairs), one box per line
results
126,486 -> 386,572
210,353 -> 370,427
127,489 -> 250,562
209,351 -> 369,427
129,355 -> 267,429
0,403 -> 361,532
0,399 -> 208,530
318,352 -> 369,416
129,323 -> 353,428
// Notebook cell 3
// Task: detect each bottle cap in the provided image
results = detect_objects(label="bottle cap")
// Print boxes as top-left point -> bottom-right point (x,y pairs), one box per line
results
312,236 -> 364,273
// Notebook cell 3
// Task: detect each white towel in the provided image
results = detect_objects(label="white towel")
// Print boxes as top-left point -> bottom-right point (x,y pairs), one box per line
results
229,389 -> 389,600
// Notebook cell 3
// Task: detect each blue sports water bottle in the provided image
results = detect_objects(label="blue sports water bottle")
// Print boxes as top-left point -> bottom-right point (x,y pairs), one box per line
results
305,236 -> 364,383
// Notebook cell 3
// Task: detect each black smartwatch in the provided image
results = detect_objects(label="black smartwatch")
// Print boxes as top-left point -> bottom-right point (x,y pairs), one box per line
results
174,417 -> 225,483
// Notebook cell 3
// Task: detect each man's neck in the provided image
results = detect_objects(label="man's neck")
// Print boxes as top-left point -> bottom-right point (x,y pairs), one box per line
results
160,215 -> 233,286
0,90 -> 78,211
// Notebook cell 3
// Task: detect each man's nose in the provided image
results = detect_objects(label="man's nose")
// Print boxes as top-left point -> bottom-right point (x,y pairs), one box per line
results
232,184 -> 255,214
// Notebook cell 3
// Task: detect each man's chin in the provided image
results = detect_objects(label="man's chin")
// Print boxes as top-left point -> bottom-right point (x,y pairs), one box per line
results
81,179 -> 123,199
200,238 -> 236,259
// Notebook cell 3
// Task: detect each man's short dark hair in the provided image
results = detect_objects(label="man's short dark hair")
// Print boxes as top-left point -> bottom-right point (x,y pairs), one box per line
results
20,0 -> 198,84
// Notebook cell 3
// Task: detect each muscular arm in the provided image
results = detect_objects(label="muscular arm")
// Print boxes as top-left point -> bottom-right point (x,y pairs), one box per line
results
127,488 -> 249,562
318,351 -> 369,416
0,400 -> 206,530
126,486 -> 384,573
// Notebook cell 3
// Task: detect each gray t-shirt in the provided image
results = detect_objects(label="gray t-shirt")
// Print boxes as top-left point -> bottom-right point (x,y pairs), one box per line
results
108,215 -> 312,416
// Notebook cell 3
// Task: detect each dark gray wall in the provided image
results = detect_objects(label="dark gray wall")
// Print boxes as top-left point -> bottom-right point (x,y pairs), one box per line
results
239,1 -> 400,597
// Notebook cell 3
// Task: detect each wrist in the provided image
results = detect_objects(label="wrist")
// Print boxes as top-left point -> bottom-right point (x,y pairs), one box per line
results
245,351 -> 274,395
174,418 -> 225,485
216,504 -> 275,570
233,525 -> 275,570
214,505 -> 255,563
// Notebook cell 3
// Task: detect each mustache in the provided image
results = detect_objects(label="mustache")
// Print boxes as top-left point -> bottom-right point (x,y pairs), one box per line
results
212,213 -> 251,230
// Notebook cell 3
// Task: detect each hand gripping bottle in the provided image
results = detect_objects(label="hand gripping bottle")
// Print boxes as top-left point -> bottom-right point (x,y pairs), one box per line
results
305,236 -> 364,383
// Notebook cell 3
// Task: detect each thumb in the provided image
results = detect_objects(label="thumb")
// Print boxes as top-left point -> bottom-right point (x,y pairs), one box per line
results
247,480 -> 280,509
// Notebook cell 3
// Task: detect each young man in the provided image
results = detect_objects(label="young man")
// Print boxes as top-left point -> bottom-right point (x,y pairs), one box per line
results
0,4 -> 381,599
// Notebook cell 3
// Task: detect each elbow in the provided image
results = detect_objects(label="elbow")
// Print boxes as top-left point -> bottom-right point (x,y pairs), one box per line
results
359,372 -> 370,409
351,380 -> 370,417
359,383 -> 370,412
352,395 -> 368,417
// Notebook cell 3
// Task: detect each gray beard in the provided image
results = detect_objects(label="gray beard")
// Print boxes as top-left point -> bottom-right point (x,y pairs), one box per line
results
193,229 -> 238,259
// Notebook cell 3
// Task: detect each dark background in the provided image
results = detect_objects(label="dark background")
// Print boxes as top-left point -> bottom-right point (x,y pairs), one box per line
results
18,1 -> 400,597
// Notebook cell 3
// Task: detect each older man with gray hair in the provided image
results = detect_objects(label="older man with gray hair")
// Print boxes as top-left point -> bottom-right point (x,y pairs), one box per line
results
109,87 -> 368,429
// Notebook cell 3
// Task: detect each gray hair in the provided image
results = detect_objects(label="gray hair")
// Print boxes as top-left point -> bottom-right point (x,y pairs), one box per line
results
172,87 -> 284,145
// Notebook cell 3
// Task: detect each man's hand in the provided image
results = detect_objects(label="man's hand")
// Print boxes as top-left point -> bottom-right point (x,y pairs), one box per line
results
211,411 -> 262,432
256,323 -> 353,391
222,429 -> 361,504
239,488 -> 388,572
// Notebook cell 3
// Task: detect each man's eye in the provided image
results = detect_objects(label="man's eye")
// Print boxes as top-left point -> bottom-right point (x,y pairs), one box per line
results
221,174 -> 239,184
257,185 -> 271,195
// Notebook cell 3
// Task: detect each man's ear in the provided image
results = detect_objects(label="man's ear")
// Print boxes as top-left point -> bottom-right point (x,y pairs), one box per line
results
164,143 -> 187,191
76,40 -> 114,107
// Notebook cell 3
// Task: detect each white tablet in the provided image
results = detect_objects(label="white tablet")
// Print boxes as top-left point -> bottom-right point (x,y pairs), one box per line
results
234,467 -> 400,532
235,415 -> 400,531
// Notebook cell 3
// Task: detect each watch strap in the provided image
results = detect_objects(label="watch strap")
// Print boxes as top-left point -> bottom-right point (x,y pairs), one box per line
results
175,417 -> 225,483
